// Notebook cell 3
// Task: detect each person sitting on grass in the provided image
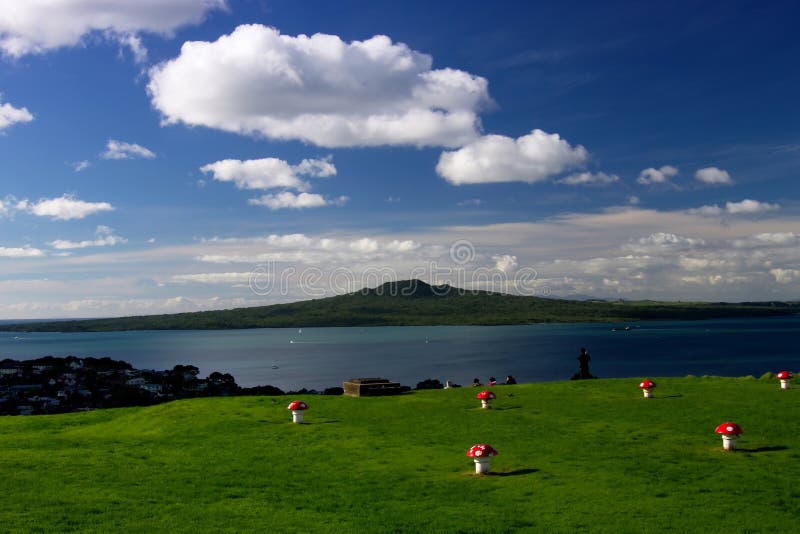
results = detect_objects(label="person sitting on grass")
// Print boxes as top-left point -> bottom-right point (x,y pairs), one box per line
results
471,377 -> 482,387
505,375 -> 517,385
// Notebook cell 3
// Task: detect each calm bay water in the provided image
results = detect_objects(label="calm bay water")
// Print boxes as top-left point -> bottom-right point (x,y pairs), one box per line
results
0,316 -> 797,390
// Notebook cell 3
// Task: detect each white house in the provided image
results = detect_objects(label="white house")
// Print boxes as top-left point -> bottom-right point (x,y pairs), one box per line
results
141,383 -> 162,394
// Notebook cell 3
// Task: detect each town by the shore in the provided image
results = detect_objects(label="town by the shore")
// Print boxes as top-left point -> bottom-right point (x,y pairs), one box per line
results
0,356 -> 315,416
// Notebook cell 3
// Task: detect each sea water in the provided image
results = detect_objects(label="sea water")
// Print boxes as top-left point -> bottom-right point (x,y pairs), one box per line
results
0,316 -> 797,390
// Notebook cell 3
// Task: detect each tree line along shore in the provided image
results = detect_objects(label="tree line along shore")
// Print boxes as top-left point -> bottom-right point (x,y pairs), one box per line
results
0,356 -> 314,416
0,355 -> 473,416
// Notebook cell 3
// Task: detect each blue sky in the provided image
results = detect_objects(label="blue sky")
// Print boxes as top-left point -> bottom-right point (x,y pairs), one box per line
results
0,0 -> 798,318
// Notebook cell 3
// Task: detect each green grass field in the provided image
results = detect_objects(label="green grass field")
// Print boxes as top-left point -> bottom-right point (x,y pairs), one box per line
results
1,377 -> 797,532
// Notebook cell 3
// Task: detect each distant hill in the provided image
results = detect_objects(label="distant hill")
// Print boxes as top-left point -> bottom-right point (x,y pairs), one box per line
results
1,279 -> 797,332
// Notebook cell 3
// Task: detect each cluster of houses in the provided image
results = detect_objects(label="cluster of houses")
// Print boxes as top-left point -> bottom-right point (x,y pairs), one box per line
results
0,356 -> 247,416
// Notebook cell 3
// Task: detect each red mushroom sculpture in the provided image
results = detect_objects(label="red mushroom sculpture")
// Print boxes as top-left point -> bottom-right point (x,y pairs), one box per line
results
287,400 -> 308,423
638,379 -> 657,398
776,371 -> 793,390
714,422 -> 743,451
467,443 -> 498,474
476,390 -> 496,409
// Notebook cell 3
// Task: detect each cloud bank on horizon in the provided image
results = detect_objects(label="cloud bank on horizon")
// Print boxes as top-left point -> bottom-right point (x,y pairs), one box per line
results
0,0 -> 797,318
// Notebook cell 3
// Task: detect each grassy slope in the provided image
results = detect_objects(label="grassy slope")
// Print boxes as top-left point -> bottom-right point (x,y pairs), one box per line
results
0,377 -> 798,532
2,281 -> 797,332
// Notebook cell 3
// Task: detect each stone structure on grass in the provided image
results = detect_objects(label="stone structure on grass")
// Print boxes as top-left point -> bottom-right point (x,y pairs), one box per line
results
342,378 -> 404,397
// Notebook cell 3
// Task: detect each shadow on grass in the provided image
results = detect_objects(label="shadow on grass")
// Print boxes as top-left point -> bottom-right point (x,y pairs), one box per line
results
739,445 -> 788,453
306,420 -> 341,425
490,468 -> 539,477
494,406 -> 522,411
266,419 -> 341,425
657,394 -> 684,399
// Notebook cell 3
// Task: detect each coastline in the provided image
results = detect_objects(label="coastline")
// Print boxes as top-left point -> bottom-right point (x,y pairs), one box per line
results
2,352 -> 790,417
1,316 -> 798,391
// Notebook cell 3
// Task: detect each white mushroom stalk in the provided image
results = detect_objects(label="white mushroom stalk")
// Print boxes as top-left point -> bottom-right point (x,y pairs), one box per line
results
287,400 -> 308,423
476,390 -> 496,409
776,371 -> 793,390
714,422 -> 743,451
638,379 -> 656,398
466,443 -> 498,474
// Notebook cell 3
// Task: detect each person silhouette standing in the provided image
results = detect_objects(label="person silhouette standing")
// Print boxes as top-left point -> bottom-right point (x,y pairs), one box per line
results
578,347 -> 592,379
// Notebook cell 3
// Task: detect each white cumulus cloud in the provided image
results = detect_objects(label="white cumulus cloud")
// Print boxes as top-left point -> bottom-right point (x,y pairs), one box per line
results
492,254 -> 518,273
0,196 -> 21,218
0,245 -> 44,258
436,129 -> 588,185
195,232 -> 428,267
637,165 -> 678,185
49,225 -> 127,250
171,272 -> 254,284
385,240 -> 421,252
102,139 -> 156,160
731,232 -> 799,249
558,171 -> 619,186
625,233 -> 705,253
200,156 -> 336,191
0,97 -> 33,130
293,156 -> 337,178
27,194 -> 114,220
725,199 -> 779,214
148,25 -> 490,148
695,167 -> 733,185
689,199 -> 780,217
350,237 -> 380,253
770,268 -> 800,284
0,0 -> 227,60
248,192 -> 348,210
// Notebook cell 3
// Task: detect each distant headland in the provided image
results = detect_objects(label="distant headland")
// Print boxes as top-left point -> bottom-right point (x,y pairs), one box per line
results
0,280 -> 797,333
